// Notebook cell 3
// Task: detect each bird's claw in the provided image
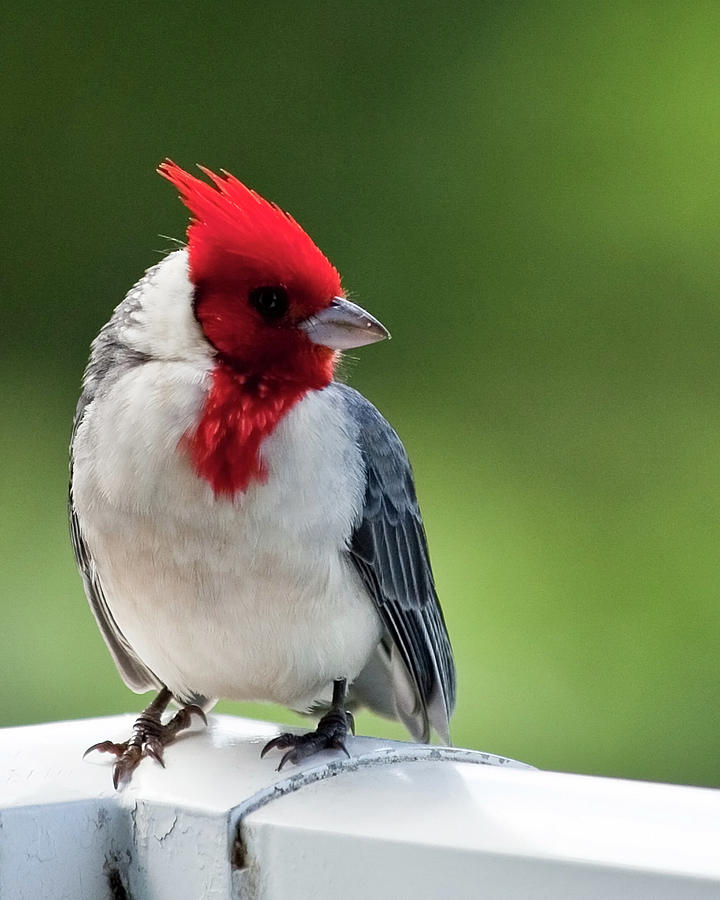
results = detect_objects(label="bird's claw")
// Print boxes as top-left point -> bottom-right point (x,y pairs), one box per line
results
83,739 -> 129,759
261,706 -> 353,770
83,694 -> 207,788
260,733 -> 294,759
165,704 -> 207,731
143,740 -> 166,767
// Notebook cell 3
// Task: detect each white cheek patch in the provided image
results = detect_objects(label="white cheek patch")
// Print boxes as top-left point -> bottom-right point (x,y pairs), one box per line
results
120,249 -> 213,365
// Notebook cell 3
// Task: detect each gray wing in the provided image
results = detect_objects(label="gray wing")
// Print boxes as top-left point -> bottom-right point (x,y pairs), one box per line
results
68,305 -> 162,695
69,492 -> 161,693
336,384 -> 456,743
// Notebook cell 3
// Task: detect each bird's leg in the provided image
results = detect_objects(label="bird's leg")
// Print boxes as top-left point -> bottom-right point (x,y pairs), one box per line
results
83,687 -> 207,788
261,678 -> 355,771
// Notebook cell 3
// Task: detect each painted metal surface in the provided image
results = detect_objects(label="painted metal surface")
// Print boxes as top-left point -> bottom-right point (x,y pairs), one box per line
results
0,714 -> 718,899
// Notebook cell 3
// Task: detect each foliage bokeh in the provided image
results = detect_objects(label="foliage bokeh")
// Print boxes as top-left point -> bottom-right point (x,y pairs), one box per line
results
2,2 -> 720,787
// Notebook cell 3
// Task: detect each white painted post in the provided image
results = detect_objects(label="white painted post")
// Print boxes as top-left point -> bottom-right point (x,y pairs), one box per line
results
1,714 -> 719,899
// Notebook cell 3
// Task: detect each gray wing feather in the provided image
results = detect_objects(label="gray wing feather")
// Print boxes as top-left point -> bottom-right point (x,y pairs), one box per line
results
336,384 -> 456,743
69,481 -> 160,693
68,308 -> 162,695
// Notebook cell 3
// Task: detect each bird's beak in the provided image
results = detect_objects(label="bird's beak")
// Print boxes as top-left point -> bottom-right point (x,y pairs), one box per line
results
300,297 -> 390,350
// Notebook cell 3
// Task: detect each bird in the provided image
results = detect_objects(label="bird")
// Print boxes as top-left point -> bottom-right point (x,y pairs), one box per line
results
69,161 -> 456,787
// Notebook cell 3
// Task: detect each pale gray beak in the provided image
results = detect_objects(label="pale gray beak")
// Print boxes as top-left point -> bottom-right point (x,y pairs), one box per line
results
300,297 -> 390,350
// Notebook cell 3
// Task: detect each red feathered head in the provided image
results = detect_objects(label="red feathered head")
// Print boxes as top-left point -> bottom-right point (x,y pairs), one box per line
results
158,160 -> 341,312
158,161 -> 343,382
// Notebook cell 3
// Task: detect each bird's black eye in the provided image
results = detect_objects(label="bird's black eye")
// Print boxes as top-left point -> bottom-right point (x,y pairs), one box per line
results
249,286 -> 289,320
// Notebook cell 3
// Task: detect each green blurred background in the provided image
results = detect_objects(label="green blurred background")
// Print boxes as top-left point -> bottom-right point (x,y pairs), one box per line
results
3,2 -> 720,788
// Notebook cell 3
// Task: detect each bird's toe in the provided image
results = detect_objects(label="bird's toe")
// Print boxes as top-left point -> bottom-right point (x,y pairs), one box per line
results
83,739 -> 129,760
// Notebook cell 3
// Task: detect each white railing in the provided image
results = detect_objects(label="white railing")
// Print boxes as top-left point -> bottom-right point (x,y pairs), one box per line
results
1,714 -> 719,899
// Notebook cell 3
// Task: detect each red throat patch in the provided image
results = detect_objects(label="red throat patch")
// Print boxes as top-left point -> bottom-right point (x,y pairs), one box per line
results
185,363 -> 308,496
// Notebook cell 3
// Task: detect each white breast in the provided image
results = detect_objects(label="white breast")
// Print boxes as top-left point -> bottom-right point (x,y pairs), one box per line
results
72,362 -> 381,710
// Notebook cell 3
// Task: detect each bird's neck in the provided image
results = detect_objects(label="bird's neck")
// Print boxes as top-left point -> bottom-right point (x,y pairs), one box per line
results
184,362 -> 316,496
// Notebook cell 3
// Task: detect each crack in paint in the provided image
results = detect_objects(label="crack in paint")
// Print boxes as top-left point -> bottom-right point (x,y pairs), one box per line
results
230,745 -> 534,871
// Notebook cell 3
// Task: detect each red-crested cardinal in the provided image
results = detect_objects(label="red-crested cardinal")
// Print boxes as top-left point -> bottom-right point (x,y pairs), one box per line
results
70,162 -> 455,786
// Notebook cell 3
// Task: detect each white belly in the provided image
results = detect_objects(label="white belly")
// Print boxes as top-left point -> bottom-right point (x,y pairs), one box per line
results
72,363 -> 381,709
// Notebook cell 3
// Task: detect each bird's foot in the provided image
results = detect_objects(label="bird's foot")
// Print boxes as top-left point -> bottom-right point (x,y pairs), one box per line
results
83,688 -> 207,788
262,683 -> 355,771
